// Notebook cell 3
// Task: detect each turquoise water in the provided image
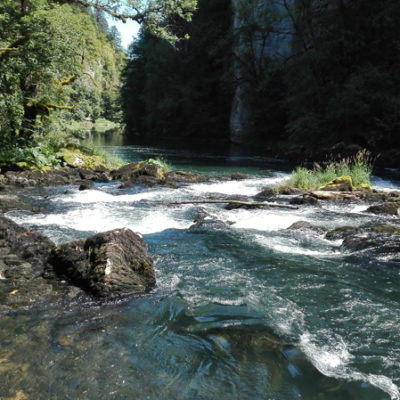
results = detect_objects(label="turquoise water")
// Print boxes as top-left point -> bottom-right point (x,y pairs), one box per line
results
3,146 -> 400,399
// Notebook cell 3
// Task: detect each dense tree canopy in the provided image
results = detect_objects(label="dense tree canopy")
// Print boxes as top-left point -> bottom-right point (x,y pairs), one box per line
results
0,0 -> 197,168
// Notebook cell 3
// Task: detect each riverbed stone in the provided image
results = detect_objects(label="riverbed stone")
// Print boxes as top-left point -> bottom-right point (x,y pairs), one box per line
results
47,228 -> 156,297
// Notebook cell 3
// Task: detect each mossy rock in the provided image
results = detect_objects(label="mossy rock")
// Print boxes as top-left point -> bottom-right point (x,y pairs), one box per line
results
60,148 -> 106,171
319,176 -> 354,192
356,183 -> 372,192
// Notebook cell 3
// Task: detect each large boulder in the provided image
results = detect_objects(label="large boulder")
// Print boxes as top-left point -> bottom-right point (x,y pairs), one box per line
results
47,228 -> 156,297
60,148 -> 106,171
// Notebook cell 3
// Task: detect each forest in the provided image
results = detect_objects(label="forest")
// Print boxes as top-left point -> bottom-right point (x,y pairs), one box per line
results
122,0 -> 400,165
1,0 -> 400,166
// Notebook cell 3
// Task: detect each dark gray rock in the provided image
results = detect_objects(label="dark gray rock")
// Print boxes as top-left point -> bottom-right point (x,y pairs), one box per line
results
325,226 -> 364,241
47,228 -> 156,297
287,221 -> 327,234
290,196 -> 321,207
0,216 -> 78,311
253,188 -> 276,201
367,202 -> 400,216
341,233 -> 400,256
0,216 -> 54,273
189,218 -> 229,233
78,180 -> 94,191
326,224 -> 400,241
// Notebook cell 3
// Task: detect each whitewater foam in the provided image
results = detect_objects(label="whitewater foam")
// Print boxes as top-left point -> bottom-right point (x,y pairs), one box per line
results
300,332 -> 400,399
9,206 -> 192,236
186,175 -> 289,197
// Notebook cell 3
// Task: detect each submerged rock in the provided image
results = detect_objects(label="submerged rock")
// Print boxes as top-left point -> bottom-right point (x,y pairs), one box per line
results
47,228 -> 156,297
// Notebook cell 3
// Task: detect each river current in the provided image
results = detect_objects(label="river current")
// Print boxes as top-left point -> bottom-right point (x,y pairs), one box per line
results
2,146 -> 400,399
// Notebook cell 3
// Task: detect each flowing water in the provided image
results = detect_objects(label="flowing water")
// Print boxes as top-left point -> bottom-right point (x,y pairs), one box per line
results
2,146 -> 400,400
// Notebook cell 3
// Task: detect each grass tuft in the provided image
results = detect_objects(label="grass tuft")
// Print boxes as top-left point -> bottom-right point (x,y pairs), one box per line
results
285,150 -> 373,190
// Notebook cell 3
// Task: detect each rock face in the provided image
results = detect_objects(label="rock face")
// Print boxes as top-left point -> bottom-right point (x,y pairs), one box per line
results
48,228 -> 156,297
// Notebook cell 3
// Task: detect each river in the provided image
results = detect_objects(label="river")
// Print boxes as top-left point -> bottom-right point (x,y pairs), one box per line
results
2,145 -> 400,399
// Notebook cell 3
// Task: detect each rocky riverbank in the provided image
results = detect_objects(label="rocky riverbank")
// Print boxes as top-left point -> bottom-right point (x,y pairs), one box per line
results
0,215 -> 156,314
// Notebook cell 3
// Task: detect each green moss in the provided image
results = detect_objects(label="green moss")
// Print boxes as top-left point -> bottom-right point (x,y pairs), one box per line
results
319,176 -> 354,191
60,148 -> 106,171
356,183 -> 373,192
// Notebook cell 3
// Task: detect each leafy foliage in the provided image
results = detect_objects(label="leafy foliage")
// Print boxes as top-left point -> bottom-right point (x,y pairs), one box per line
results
0,0 -> 196,170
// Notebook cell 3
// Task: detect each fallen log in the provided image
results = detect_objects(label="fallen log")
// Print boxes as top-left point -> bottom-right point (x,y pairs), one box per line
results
153,199 -> 299,210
